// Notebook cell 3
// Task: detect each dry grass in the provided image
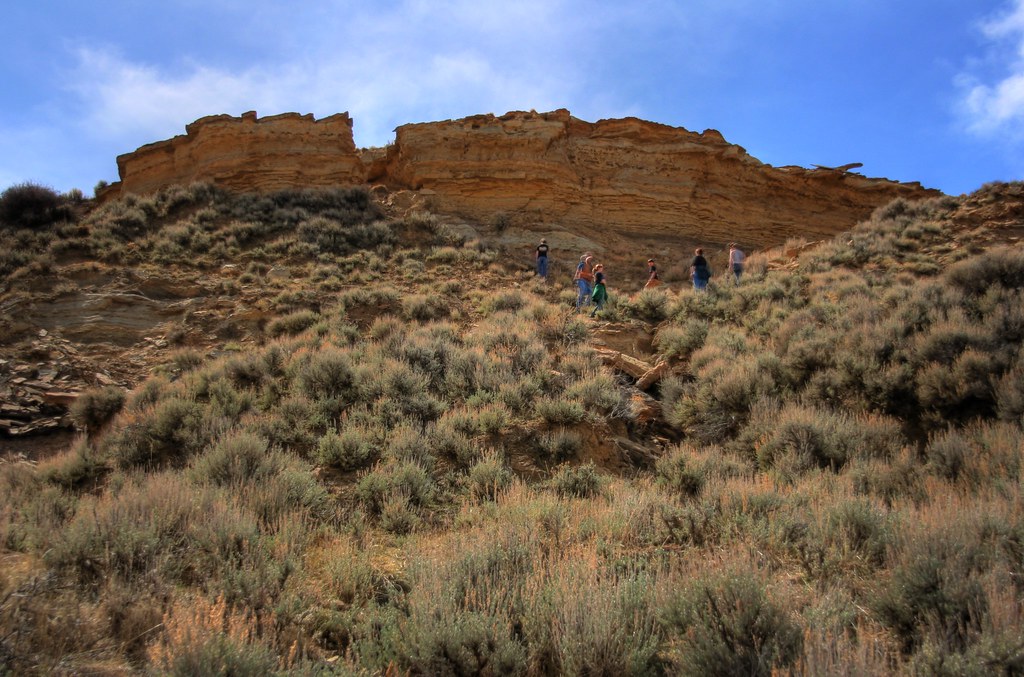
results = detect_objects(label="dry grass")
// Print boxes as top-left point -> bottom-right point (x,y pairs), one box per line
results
2,184 -> 1024,673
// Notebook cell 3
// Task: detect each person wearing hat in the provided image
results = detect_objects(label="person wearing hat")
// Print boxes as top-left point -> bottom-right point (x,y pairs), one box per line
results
644,258 -> 661,289
535,238 -> 550,279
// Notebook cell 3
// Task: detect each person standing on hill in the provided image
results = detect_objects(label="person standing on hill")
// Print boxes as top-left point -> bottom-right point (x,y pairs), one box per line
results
728,243 -> 745,283
690,248 -> 711,290
644,258 -> 661,289
536,238 -> 550,279
590,264 -> 608,318
574,254 -> 595,311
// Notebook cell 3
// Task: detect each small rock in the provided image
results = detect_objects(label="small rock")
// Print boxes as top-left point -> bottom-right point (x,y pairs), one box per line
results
267,266 -> 290,281
43,391 -> 80,406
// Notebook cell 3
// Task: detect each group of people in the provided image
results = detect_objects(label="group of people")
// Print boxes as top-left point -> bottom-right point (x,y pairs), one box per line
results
534,239 -> 747,314
571,253 -> 607,317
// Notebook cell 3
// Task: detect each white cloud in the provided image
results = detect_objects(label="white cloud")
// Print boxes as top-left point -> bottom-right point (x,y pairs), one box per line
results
961,0 -> 1024,138
1,0 -> 751,191
60,0 -> 609,151
57,0 -> 747,156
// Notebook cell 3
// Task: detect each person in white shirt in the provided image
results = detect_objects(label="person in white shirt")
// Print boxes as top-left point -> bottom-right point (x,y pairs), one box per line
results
728,243 -> 746,283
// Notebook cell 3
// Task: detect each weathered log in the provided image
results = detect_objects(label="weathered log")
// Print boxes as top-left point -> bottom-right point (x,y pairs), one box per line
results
595,348 -> 654,380
636,361 -> 669,390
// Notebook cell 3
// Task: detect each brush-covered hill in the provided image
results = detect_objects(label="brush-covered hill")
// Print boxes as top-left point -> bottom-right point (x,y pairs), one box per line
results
1,179 -> 1023,674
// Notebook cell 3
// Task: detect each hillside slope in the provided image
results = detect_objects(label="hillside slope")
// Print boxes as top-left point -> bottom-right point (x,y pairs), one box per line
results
0,180 -> 1023,674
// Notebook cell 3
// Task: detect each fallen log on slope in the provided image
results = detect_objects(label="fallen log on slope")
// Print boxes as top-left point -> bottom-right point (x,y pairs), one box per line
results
595,349 -> 667,390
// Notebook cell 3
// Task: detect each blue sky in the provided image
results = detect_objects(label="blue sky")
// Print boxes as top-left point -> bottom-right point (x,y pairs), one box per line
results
1,0 -> 1023,196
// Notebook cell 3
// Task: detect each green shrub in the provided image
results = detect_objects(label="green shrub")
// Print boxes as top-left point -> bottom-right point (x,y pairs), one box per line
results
0,182 -> 72,228
872,535 -> 987,654
378,491 -> 421,535
536,429 -> 583,463
48,474 -> 254,586
654,321 -> 709,361
266,310 -> 319,338
655,445 -> 706,498
69,386 -> 126,436
189,431 -> 281,486
916,349 -> 999,422
667,356 -> 779,444
248,396 -> 319,452
659,569 -> 803,676
295,348 -> 363,413
445,403 -> 510,438
402,294 -> 449,322
478,290 -> 526,315
384,424 -> 435,467
628,288 -> 671,322
467,450 -> 513,501
535,397 -> 586,425
39,439 -> 104,490
925,428 -> 971,482
103,397 -> 212,468
393,608 -> 527,675
170,348 -> 206,373
426,419 -> 479,468
564,371 -> 621,414
754,404 -> 893,474
316,428 -> 378,472
821,498 -> 891,566
847,451 -> 926,507
550,462 -> 603,498
151,631 -> 278,677
946,248 -> 1024,295
355,461 -> 435,516
541,312 -> 590,347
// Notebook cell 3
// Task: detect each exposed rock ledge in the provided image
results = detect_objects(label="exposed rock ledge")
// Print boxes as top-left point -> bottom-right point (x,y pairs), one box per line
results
104,109 -> 941,247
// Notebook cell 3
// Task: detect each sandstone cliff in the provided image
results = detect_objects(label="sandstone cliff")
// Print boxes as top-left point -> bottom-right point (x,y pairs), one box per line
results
115,111 -> 363,195
107,109 -> 940,247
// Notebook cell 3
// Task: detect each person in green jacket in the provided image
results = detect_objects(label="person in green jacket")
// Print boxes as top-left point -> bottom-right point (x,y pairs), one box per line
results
590,264 -> 607,318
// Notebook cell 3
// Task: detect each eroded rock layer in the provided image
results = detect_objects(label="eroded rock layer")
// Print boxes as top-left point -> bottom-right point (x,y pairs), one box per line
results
109,109 -> 940,246
115,111 -> 363,195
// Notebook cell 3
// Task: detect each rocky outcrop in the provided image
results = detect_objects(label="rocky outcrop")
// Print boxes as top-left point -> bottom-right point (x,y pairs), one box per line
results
108,109 -> 941,247
115,111 -> 363,196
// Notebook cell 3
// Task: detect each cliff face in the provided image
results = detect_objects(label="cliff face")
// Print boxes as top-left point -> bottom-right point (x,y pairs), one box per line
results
115,111 -> 363,195
108,109 -> 940,246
